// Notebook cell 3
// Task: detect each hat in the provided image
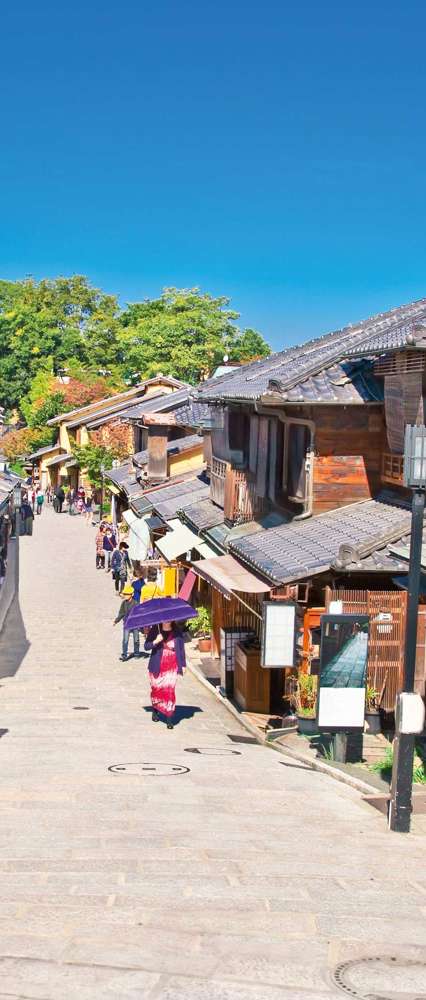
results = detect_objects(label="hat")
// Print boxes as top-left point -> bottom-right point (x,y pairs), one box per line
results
121,584 -> 134,596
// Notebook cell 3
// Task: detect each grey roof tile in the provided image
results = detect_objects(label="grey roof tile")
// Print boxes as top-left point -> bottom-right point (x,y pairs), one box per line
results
198,297 -> 426,402
229,496 -> 414,585
180,498 -> 224,532
144,475 -> 209,520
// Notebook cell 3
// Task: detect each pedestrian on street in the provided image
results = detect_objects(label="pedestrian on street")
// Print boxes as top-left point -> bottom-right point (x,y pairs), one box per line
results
55,486 -> 65,513
84,493 -> 94,524
113,584 -> 140,661
46,484 -> 52,505
144,621 -> 186,730
20,499 -> 34,536
130,570 -> 146,604
111,541 -> 131,594
95,524 -> 105,569
102,526 -> 116,572
30,487 -> 36,513
35,488 -> 44,515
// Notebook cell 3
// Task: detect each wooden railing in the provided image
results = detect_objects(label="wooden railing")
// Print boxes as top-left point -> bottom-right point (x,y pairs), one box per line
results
210,456 -> 267,523
381,452 -> 404,486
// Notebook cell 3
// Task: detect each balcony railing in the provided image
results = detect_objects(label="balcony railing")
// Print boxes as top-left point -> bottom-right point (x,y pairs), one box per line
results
211,456 -> 267,524
381,452 -> 404,486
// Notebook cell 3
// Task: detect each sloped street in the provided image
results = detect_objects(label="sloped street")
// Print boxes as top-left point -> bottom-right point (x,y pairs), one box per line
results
0,508 -> 424,999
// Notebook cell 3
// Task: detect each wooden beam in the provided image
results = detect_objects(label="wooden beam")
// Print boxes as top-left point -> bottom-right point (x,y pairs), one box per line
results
147,426 -> 169,479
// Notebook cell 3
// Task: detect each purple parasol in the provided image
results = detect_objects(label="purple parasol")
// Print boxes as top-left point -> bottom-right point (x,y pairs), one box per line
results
126,597 -> 198,630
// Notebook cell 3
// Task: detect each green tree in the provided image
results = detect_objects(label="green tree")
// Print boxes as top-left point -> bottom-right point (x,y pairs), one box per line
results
230,327 -> 271,362
118,287 -> 270,383
0,276 -> 121,412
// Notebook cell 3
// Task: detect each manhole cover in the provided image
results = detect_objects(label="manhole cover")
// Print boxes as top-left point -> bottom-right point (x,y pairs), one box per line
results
108,762 -> 190,776
333,956 -> 426,999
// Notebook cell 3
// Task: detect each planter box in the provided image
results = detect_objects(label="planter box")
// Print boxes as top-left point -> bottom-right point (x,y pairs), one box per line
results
198,637 -> 212,653
297,714 -> 318,736
365,710 -> 381,735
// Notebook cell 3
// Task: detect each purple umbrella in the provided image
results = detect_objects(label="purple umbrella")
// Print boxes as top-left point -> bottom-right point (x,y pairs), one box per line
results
126,597 -> 198,630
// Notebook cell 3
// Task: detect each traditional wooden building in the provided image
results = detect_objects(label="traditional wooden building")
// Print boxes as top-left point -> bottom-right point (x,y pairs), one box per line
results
181,297 -> 426,717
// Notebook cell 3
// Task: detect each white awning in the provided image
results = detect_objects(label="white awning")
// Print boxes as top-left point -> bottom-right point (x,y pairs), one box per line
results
191,554 -> 270,598
123,509 -> 150,561
155,518 -> 216,563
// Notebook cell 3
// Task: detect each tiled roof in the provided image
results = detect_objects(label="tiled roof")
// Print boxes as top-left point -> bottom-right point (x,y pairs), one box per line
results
47,377 -> 187,426
144,475 -> 209,521
82,392 -> 167,430
198,297 -> 426,402
173,400 -> 212,428
180,498 -> 224,532
124,387 -> 191,422
26,444 -> 61,461
343,321 -> 426,357
133,434 -> 202,468
229,495 -> 414,585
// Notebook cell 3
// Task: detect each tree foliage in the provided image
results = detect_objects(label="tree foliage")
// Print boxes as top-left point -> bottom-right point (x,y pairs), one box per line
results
1,426 -> 54,463
73,427 -> 132,488
119,287 -> 270,384
0,278 -> 271,414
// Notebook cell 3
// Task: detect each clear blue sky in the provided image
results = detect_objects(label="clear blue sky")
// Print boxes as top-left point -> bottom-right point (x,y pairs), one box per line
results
1,0 -> 425,349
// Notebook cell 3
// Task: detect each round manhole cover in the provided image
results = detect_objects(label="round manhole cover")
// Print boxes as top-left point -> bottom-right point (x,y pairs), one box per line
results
333,956 -> 426,999
108,762 -> 190,776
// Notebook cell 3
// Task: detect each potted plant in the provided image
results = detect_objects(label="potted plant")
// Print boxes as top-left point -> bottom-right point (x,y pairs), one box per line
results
365,686 -> 381,734
290,673 -> 318,736
187,606 -> 212,653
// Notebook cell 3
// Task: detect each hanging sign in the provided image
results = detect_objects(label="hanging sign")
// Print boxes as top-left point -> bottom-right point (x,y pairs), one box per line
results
317,614 -> 369,731
261,601 -> 296,668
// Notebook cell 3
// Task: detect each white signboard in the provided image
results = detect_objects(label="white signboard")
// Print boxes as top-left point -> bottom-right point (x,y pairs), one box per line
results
317,614 -> 369,731
261,601 -> 295,668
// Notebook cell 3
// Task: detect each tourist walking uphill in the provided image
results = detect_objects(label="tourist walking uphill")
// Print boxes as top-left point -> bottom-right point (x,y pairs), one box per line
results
113,584 -> 140,661
145,621 -> 186,730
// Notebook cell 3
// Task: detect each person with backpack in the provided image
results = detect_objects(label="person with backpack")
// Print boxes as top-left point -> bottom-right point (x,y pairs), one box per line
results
35,488 -> 45,515
111,541 -> 131,594
113,584 -> 140,661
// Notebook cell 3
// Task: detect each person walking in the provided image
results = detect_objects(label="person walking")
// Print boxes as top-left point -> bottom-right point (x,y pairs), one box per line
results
144,621 -> 186,730
113,584 -> 140,661
102,526 -> 116,572
95,524 -> 105,569
130,570 -> 146,604
35,488 -> 45,515
21,498 -> 34,536
55,486 -> 65,514
84,493 -> 94,525
111,541 -> 131,594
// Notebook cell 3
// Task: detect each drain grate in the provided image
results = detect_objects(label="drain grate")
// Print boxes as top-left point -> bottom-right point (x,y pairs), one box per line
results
333,955 -> 426,999
227,734 -> 258,744
73,706 -> 89,710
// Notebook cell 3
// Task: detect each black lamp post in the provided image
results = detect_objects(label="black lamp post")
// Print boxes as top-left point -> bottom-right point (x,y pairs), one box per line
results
389,424 -> 426,832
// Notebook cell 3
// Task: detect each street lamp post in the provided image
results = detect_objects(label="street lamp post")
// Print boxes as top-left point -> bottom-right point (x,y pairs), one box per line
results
389,424 -> 426,832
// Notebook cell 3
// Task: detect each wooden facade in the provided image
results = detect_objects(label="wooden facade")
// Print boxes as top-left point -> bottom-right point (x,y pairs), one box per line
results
312,407 -> 385,514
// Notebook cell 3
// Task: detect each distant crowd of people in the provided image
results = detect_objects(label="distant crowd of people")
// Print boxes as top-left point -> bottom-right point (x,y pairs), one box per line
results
19,477 -> 187,729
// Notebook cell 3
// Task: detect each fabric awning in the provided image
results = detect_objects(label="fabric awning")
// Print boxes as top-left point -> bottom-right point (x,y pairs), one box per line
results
191,554 -> 270,598
155,518 -> 216,563
122,509 -> 150,561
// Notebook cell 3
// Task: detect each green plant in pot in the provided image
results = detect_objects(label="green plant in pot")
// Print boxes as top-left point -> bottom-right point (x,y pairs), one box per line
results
291,673 -> 318,736
187,606 -> 212,653
365,685 -> 381,734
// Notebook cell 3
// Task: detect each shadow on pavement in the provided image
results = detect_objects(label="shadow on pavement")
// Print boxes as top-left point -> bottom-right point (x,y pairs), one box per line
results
143,705 -> 203,726
0,596 -> 30,678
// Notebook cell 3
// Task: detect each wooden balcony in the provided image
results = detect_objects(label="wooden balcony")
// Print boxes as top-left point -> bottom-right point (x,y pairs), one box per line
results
211,456 -> 267,524
381,452 -> 404,487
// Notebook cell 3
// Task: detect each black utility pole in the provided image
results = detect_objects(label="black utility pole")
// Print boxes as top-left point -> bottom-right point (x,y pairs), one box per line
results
389,426 -> 426,833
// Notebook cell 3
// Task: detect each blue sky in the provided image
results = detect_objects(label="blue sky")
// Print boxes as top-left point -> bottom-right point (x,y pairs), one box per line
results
1,0 -> 425,349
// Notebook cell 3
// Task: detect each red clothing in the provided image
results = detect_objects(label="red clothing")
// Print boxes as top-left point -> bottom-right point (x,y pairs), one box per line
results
149,637 -> 178,718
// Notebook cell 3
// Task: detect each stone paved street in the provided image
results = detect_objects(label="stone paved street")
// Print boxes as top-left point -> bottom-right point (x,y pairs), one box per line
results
0,507 -> 425,999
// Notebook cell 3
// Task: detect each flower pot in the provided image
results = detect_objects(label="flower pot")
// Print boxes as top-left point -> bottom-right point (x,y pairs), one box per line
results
365,710 -> 381,735
198,637 -> 212,653
297,713 -> 318,736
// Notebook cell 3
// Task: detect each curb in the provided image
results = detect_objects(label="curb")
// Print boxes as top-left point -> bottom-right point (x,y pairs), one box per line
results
187,655 -> 378,798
